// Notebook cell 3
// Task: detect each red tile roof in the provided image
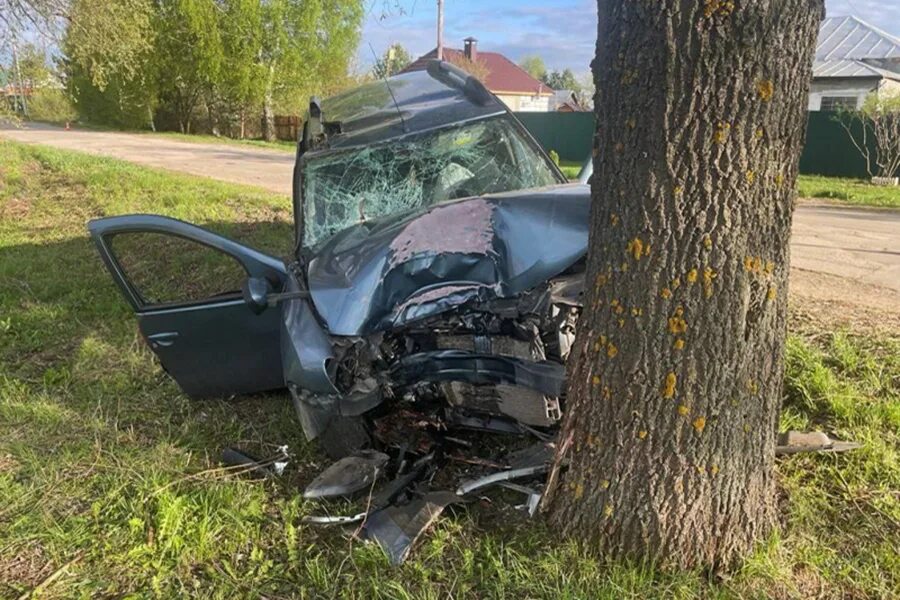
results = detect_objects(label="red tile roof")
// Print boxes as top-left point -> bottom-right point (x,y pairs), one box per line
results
402,47 -> 553,96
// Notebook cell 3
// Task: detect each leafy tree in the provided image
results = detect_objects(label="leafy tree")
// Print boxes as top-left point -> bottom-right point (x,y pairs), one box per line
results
64,0 -> 157,128
543,0 -> 824,569
519,55 -> 547,81
216,0 -> 264,137
152,0 -> 224,133
61,0 -> 361,136
372,43 -> 411,78
257,0 -> 363,141
542,68 -> 580,92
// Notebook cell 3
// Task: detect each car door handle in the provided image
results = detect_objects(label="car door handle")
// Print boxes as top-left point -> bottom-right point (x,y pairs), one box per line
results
147,332 -> 179,348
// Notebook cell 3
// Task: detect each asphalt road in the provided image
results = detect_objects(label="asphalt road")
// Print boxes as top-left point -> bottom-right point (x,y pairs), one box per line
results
3,121 -> 898,295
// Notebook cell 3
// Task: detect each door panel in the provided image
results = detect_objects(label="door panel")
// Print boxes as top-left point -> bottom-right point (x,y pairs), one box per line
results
88,215 -> 288,398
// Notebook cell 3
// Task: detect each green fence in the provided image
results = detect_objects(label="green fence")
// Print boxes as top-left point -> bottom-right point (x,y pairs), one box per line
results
514,112 -> 594,163
799,111 -> 874,179
516,110 -> 873,179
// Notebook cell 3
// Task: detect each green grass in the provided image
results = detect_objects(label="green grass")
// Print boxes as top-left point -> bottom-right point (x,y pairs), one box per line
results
559,160 -> 583,181
797,174 -> 900,209
1,140 -> 898,598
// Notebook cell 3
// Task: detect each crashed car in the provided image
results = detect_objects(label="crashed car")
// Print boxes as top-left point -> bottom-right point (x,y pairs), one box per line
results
89,61 -> 589,450
88,61 -> 590,560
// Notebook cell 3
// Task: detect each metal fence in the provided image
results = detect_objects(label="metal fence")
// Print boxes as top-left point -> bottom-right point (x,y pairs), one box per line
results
514,110 -> 873,179
514,112 -> 594,163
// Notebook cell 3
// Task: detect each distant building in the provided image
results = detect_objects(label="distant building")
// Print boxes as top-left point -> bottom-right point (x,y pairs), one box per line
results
810,16 -> 900,111
402,38 -> 554,112
551,90 -> 589,112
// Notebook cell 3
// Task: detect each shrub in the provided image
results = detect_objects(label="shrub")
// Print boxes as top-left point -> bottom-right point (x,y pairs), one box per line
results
28,88 -> 78,124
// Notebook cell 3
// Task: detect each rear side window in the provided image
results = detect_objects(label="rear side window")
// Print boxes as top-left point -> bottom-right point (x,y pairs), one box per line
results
108,232 -> 247,307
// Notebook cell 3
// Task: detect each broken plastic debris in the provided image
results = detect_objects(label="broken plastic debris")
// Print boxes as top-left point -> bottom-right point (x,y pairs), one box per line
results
303,451 -> 390,499
456,464 -> 550,496
301,512 -> 368,525
499,482 -> 542,517
362,491 -> 461,565
775,430 -> 860,455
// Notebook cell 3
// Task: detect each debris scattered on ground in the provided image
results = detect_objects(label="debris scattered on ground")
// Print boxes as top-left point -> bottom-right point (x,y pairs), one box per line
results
221,446 -> 290,479
775,430 -> 861,455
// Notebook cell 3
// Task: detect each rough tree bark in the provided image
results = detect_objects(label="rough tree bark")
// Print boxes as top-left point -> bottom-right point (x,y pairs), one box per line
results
544,0 -> 823,569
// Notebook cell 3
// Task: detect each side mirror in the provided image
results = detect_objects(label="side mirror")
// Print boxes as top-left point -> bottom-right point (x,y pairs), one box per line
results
242,276 -> 272,315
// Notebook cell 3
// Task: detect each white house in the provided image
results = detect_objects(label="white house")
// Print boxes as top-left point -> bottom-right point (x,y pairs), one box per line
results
809,16 -> 900,111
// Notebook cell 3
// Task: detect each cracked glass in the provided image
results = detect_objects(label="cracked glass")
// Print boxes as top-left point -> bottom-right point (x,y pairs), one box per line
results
302,116 -> 558,247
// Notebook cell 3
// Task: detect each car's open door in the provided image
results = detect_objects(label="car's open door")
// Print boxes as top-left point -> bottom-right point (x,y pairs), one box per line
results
88,215 -> 287,398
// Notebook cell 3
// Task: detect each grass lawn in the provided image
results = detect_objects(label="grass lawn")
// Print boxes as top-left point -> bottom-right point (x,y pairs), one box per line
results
559,160 -> 583,181
1,140 -> 898,598
797,174 -> 900,209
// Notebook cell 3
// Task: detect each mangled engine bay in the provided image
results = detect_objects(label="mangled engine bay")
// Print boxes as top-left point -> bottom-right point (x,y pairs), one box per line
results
296,264 -> 583,564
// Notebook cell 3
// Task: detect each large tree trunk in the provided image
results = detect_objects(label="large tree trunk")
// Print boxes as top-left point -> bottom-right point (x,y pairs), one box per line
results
545,0 -> 823,570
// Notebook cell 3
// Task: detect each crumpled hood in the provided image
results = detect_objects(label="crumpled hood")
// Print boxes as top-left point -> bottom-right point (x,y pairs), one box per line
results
307,184 -> 590,336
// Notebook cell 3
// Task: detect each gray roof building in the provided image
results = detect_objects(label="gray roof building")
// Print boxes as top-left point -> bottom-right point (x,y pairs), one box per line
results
809,16 -> 900,111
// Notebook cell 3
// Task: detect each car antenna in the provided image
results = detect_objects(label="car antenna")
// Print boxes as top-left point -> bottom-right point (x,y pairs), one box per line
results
369,43 -> 408,133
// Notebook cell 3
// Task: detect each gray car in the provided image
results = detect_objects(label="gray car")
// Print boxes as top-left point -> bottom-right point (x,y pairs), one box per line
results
88,61 -> 591,459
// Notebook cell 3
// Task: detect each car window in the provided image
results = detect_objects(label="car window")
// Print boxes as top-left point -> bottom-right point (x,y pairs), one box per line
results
302,116 -> 559,247
108,232 -> 247,307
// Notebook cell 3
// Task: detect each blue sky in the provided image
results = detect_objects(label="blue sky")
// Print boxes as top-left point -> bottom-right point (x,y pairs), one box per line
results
360,0 -> 900,74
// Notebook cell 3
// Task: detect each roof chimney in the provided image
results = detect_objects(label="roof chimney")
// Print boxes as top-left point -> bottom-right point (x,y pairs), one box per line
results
464,37 -> 478,62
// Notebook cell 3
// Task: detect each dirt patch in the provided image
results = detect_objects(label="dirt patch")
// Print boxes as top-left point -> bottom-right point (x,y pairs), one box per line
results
0,542 -> 52,594
0,196 -> 33,219
0,453 -> 19,472
789,267 -> 900,334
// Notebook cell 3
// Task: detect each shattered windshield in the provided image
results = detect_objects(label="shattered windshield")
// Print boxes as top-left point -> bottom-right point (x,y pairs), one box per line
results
302,116 -> 560,247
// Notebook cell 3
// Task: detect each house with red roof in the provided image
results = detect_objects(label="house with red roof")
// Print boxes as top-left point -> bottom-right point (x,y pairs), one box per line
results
401,37 -> 554,112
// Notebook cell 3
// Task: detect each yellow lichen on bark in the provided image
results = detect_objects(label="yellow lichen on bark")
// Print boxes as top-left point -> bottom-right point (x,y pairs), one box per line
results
703,267 -> 717,297
686,268 -> 698,284
662,372 -> 677,398
713,122 -> 730,144
703,0 -> 735,18
677,404 -> 690,416
744,256 -> 762,273
626,237 -> 645,260
673,338 -> 685,350
756,79 -> 774,101
668,308 -> 688,334
692,416 -> 707,433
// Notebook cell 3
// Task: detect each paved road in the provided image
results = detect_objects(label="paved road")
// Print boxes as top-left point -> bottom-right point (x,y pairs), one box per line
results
3,122 -> 898,294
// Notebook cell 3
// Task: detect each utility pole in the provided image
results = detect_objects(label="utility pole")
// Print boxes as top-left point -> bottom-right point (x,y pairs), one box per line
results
436,0 -> 444,60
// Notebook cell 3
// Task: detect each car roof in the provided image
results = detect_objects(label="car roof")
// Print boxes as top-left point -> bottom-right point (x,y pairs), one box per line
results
313,61 -> 507,152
